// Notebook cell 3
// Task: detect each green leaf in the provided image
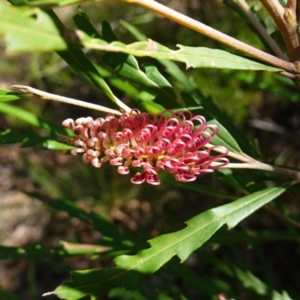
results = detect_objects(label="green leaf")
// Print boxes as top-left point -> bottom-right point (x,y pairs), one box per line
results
0,129 -> 26,144
0,102 -> 66,135
73,7 -> 102,39
0,89 -> 23,102
0,128 -> 65,148
44,10 -> 124,109
102,53 -> 157,91
144,64 -> 185,107
0,242 -> 107,260
42,140 -> 74,150
0,286 -> 21,300
198,251 -> 293,299
208,119 -> 242,153
26,192 -> 138,245
166,259 -> 232,297
120,20 -> 148,42
81,37 -> 282,72
53,185 -> 286,299
0,3 -> 67,52
203,97 -> 256,156
100,21 -> 175,107
156,59 -> 256,155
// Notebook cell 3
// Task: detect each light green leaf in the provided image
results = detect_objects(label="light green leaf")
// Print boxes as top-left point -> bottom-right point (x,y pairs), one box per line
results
0,89 -> 23,102
52,186 -> 286,299
0,102 -> 66,134
82,38 -> 282,71
42,140 -> 74,150
0,3 -> 67,52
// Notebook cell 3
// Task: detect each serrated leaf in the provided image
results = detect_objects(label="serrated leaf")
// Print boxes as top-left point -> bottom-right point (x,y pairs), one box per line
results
81,38 -> 282,72
52,186 -> 286,299
0,3 -> 67,52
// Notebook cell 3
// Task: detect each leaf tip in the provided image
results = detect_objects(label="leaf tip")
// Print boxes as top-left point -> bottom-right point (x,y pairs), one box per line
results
42,291 -> 56,297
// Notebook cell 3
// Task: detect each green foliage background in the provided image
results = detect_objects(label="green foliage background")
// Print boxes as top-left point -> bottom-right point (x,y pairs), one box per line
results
1,1 -> 300,299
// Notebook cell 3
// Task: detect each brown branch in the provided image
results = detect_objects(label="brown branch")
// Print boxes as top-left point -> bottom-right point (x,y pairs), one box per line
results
260,0 -> 300,61
233,0 -> 286,60
286,0 -> 297,11
123,0 -> 298,73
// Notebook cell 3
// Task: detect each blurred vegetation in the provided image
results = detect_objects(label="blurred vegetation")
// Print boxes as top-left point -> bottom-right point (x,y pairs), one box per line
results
1,0 -> 300,299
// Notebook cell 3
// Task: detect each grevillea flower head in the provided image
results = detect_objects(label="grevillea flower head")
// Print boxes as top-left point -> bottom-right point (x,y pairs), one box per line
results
59,109 -> 229,185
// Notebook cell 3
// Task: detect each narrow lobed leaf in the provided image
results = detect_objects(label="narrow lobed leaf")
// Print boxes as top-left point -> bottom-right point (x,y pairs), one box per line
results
52,185 -> 287,299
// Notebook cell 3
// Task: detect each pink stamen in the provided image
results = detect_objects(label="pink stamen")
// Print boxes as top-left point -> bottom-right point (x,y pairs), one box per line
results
59,110 -> 229,184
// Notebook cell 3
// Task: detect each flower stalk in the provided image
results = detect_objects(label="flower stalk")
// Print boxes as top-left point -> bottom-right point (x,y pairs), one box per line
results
205,143 -> 300,181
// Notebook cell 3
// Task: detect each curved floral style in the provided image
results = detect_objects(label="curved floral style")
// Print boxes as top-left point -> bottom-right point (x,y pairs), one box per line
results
59,110 -> 229,185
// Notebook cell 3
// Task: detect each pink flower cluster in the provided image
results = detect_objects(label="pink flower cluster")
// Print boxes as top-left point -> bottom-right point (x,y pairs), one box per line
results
59,110 -> 229,185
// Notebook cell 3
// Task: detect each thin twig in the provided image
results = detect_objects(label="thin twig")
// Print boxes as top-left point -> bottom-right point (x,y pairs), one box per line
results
223,162 -> 300,181
11,85 -> 123,115
264,204 -> 300,230
232,0 -> 286,59
206,143 -> 255,163
207,143 -> 300,180
122,0 -> 297,73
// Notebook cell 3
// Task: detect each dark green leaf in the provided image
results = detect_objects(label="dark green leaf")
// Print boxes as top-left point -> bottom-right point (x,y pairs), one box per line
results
0,129 -> 26,144
208,119 -> 242,153
46,10 -> 121,108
